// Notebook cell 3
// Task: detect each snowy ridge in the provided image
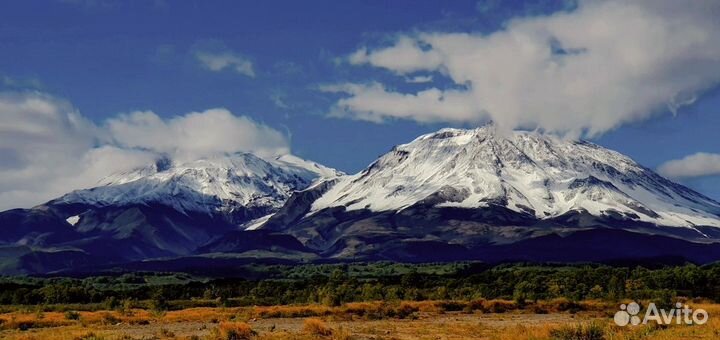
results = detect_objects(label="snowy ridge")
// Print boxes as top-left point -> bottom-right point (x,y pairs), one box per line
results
57,152 -> 341,215
310,125 -> 720,228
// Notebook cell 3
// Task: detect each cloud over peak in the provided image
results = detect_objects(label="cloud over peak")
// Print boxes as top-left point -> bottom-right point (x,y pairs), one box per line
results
107,109 -> 289,160
0,91 -> 289,210
321,82 -> 480,124
335,0 -> 720,137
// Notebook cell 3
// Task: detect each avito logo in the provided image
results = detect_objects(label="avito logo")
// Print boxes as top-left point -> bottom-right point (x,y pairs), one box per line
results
614,302 -> 708,326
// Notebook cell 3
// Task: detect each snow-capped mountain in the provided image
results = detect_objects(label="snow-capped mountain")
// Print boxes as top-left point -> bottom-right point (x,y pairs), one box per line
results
52,153 -> 341,214
0,152 -> 340,274
4,125 -> 720,275
257,124 -> 720,263
55,152 -> 340,218
308,125 -> 720,229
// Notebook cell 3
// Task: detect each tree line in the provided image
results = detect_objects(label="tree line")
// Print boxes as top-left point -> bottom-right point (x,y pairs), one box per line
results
1,262 -> 719,309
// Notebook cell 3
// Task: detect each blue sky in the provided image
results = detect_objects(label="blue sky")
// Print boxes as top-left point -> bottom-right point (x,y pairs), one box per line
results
1,0 -> 720,208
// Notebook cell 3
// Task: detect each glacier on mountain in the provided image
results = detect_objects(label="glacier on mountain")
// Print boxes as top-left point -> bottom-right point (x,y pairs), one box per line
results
308,125 -> 720,229
55,152 -> 341,216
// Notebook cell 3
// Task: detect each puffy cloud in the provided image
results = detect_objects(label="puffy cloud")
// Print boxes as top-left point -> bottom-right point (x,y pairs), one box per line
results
0,92 -> 289,210
338,0 -> 720,137
107,109 -> 289,160
658,153 -> 720,179
348,37 -> 444,74
321,83 -> 480,123
0,92 -> 155,210
196,51 -> 255,77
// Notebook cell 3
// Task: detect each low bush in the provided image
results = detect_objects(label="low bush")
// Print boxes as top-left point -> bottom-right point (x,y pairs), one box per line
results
254,305 -> 331,319
213,321 -> 255,340
65,310 -> 81,320
303,318 -> 333,337
100,313 -> 120,325
483,299 -> 517,313
393,302 -> 419,319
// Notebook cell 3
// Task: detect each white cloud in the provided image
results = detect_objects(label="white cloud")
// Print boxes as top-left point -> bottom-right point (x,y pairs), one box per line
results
348,37 -> 444,74
405,75 -> 433,84
107,109 -> 289,160
658,153 -> 720,179
196,51 -> 255,77
338,0 -> 720,137
0,92 -> 155,210
321,83 -> 480,123
0,92 -> 289,210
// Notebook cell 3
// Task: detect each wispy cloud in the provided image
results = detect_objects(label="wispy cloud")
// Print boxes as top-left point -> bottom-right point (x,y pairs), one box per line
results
270,92 -> 291,109
405,75 -> 433,84
196,51 -> 255,77
2,75 -> 43,90
658,153 -> 720,179
321,82 -> 480,123
272,61 -> 303,76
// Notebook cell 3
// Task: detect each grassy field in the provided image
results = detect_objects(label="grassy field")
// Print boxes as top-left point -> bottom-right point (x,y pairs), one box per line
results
3,263 -> 720,339
1,299 -> 718,340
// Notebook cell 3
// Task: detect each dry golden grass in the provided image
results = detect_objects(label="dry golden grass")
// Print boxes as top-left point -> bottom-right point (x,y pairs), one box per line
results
484,306 -> 720,340
302,318 -> 333,337
208,321 -> 255,340
490,323 -> 559,340
163,307 -> 236,323
253,304 -> 333,319
0,301 -> 718,340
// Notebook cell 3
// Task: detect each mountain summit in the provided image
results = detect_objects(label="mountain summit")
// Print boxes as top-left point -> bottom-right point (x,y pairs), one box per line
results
309,125 -> 720,229
56,152 -> 340,223
2,126 -> 720,275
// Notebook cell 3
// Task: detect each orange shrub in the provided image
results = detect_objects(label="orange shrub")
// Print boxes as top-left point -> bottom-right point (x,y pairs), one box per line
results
164,307 -> 234,323
212,321 -> 255,340
394,302 -> 420,319
254,305 -> 331,319
303,318 -> 333,336
432,300 -> 467,312
466,299 -> 487,312
341,301 -> 383,317
0,312 -> 73,330
482,299 -> 517,313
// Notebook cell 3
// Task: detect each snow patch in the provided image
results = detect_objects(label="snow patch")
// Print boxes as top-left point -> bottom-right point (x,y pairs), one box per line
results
243,214 -> 274,230
66,215 -> 80,226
